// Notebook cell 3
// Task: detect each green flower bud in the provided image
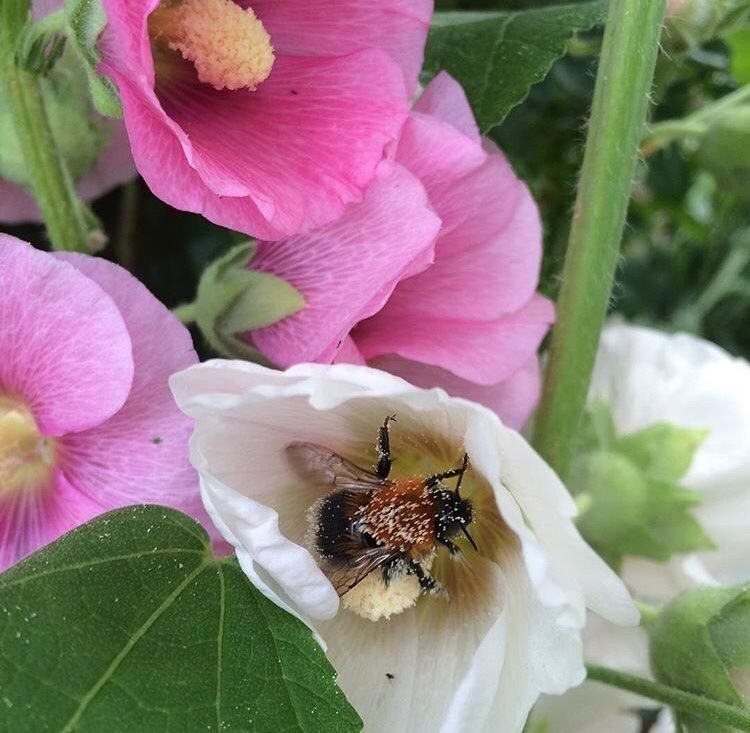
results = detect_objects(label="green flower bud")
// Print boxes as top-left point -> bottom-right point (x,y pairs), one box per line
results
193,242 -> 305,360
649,584 -> 750,732
0,44 -> 108,188
697,108 -> 750,197
664,0 -> 750,55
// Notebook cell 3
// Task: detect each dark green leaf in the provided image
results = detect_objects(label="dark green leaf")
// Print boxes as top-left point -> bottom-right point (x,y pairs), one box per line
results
0,506 -> 361,733
423,1 -> 607,131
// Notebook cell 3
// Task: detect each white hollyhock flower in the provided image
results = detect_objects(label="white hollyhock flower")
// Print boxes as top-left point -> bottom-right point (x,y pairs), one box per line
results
171,360 -> 636,733
531,322 -> 750,733
590,322 -> 750,597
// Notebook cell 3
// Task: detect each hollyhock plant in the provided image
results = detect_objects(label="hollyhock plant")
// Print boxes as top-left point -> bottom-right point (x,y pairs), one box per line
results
171,360 -> 637,733
244,73 -> 553,429
0,0 -> 136,224
99,0 -> 432,239
0,235 -> 212,570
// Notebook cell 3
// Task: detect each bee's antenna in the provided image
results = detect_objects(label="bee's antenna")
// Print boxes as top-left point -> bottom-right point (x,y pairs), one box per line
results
455,453 -> 469,498
461,525 -> 478,552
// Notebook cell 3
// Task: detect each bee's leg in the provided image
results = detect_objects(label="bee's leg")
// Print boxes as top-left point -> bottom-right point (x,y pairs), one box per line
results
439,538 -> 461,557
375,415 -> 396,479
406,559 -> 444,595
426,453 -> 469,489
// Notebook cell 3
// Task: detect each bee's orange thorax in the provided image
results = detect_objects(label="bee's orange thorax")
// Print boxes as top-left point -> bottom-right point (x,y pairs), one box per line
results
358,477 -> 437,556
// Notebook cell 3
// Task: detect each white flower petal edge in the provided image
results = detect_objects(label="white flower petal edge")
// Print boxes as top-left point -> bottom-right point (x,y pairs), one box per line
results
171,361 -> 637,733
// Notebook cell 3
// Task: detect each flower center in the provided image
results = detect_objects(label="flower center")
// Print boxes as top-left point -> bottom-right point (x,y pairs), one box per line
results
149,0 -> 275,91
0,397 -> 56,497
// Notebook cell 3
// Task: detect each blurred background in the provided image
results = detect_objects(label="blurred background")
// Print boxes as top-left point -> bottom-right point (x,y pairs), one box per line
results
4,0 -> 750,359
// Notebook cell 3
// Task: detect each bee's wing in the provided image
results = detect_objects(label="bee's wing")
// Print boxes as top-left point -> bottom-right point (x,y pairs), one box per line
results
286,441 -> 385,493
320,534 -> 401,596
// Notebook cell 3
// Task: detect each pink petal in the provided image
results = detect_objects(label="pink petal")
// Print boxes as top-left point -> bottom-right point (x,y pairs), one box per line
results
249,0 -> 433,94
413,71 -> 480,143
393,112 -> 486,205
0,471 -> 104,571
0,180 -> 38,224
157,52 -> 409,235
356,293 -> 555,385
0,237 -> 134,436
101,0 -> 414,238
380,154 -> 543,322
369,354 -> 542,430
251,161 -> 441,366
54,253 -> 206,525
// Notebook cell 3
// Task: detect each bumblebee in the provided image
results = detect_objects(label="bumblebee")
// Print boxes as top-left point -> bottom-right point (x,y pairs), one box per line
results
287,416 -> 477,597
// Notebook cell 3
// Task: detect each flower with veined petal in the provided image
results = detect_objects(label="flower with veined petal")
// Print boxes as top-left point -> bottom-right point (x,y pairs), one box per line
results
0,235 -> 214,570
100,0 -> 432,239
171,360 -> 637,733
244,73 -> 553,429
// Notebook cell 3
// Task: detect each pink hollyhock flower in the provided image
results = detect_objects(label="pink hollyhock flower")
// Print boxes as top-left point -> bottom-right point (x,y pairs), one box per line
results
244,73 -> 554,429
0,0 -> 136,224
99,0 -> 432,239
0,235 -> 211,570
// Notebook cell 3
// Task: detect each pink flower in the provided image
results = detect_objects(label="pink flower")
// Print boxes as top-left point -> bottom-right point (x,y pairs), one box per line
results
245,73 -> 554,429
100,0 -> 432,239
0,1 -> 136,224
0,235 -> 211,570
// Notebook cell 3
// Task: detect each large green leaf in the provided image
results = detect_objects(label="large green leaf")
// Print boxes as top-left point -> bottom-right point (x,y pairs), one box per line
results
424,1 -> 607,132
0,506 -> 361,733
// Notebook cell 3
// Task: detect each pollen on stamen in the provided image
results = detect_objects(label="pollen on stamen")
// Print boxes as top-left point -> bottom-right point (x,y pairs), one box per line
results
149,0 -> 275,91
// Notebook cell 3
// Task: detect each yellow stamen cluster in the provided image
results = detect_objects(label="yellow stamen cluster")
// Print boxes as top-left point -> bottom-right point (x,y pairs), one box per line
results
149,0 -> 275,91
0,399 -> 55,496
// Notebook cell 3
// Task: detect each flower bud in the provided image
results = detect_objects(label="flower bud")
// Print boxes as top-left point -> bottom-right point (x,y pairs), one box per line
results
0,46 -> 108,188
697,108 -> 750,197
649,584 -> 750,729
193,242 -> 305,360
663,0 -> 750,54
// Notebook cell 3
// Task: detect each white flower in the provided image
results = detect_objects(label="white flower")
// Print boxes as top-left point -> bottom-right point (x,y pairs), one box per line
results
590,322 -> 750,598
532,322 -> 750,733
171,360 -> 636,733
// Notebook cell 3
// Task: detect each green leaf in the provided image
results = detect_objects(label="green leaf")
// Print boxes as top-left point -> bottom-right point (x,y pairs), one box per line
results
0,506 -> 362,733
65,0 -> 122,117
423,1 -> 607,132
195,241 -> 306,360
728,27 -> 750,84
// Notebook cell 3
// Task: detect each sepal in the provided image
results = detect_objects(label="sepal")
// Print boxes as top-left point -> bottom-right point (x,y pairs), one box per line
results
193,242 -> 306,360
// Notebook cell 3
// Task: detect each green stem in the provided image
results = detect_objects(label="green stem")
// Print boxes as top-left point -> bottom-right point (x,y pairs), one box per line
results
173,302 -> 197,324
641,84 -> 750,158
531,0 -> 666,479
635,600 -> 660,629
586,664 -> 750,731
0,7 -> 101,252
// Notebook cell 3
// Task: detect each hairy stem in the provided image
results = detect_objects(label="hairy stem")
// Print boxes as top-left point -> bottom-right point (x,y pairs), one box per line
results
586,664 -> 750,731
532,0 -> 666,478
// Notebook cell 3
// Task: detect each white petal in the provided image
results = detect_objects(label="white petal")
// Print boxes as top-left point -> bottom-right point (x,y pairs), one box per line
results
492,427 -> 639,626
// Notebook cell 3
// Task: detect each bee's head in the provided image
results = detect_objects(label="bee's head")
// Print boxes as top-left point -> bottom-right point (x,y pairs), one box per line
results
435,489 -> 477,550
